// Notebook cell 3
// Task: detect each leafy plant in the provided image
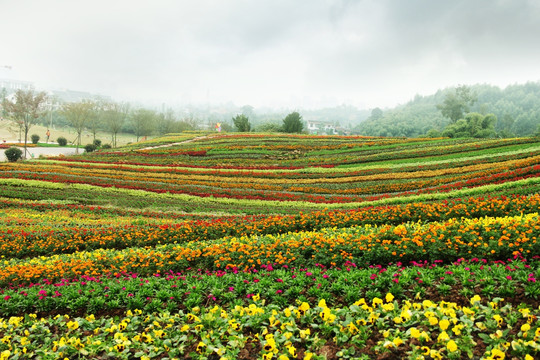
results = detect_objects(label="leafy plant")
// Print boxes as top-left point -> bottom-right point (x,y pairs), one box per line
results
57,136 -> 68,146
4,147 -> 22,162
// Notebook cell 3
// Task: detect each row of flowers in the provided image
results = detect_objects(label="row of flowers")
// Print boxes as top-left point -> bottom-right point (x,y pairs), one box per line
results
0,257 -> 538,316
0,292 -> 537,359
2,155 -> 539,203
64,136 -> 538,168
0,212 -> 538,285
0,194 -> 538,259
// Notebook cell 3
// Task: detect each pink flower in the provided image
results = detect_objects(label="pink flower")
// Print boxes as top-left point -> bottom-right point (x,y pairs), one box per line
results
276,279 -> 283,283
276,290 -> 283,294
306,272 -> 313,277
370,274 -> 377,280
506,276 -> 512,280
3,296 -> 10,300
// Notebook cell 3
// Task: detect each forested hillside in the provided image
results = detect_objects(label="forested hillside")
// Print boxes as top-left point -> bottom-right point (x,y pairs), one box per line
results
355,82 -> 540,137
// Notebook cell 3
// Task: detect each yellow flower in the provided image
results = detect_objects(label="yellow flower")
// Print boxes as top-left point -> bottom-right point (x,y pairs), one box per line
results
385,293 -> 394,303
304,352 -> 313,360
287,344 -> 297,357
493,314 -> 503,327
470,295 -> 481,305
428,316 -> 438,326
252,293 -> 260,302
66,321 -> 79,330
298,302 -> 310,316
521,323 -> 530,333
439,319 -> 450,330
447,340 -> 458,352
196,341 -> 206,354
488,348 -> 505,359
437,331 -> 449,342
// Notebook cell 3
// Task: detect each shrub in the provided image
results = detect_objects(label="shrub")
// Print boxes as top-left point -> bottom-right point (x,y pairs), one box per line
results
93,139 -> 102,147
84,144 -> 97,153
101,144 -> 112,149
4,147 -> 22,162
30,134 -> 40,144
57,137 -> 67,146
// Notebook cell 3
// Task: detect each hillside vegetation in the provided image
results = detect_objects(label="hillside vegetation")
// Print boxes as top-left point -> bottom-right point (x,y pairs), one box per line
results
0,133 -> 539,359
356,82 -> 540,137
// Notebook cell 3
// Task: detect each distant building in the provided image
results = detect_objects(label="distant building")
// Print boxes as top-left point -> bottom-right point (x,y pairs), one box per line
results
0,78 -> 34,93
306,119 -> 338,135
0,66 -> 34,94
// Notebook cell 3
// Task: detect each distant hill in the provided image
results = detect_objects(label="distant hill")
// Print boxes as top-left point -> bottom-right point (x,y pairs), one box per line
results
354,82 -> 540,137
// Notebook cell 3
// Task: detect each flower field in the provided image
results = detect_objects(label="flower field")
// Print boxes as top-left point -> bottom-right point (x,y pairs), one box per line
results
0,133 -> 539,359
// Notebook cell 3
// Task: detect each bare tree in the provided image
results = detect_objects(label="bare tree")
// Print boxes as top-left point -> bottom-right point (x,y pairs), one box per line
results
1,89 -> 47,159
61,100 -> 95,154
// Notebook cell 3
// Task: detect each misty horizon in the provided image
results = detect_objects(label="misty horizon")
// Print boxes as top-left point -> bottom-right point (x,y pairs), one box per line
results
2,1 -> 540,110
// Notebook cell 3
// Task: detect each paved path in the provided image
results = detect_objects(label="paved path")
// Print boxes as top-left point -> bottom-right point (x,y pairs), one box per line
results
1,146 -> 79,161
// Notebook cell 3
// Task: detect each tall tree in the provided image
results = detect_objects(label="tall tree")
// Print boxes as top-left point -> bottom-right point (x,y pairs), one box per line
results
61,100 -> 95,154
1,89 -> 47,159
156,108 -> 176,135
282,111 -> 304,133
130,108 -> 156,141
232,114 -> 251,132
103,102 -> 129,148
437,85 -> 477,123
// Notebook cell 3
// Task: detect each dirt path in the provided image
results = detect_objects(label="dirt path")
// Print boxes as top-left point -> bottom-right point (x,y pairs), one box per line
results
138,135 -> 210,151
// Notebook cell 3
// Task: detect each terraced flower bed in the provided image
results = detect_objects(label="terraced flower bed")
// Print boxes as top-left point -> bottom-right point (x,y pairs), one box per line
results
0,133 -> 539,359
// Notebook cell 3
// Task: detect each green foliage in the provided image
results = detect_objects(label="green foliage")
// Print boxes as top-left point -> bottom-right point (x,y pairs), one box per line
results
102,144 -> 112,149
30,134 -> 40,144
358,82 -> 540,138
232,114 -> 251,132
256,122 -> 282,132
84,143 -> 97,153
4,147 -> 22,162
130,108 -> 156,141
437,85 -> 478,123
93,139 -> 102,147
57,137 -> 67,146
442,113 -> 497,138
425,129 -> 442,138
282,111 -> 304,133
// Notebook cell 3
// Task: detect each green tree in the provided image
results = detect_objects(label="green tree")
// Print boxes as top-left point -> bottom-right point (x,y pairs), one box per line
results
1,89 -> 47,159
232,114 -> 251,132
282,111 -> 304,133
156,109 -> 177,136
61,100 -> 96,154
442,112 -> 496,138
437,85 -> 477,123
102,102 -> 129,148
130,108 -> 156,141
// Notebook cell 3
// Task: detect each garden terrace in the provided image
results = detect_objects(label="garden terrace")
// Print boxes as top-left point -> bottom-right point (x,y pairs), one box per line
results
0,134 -> 539,359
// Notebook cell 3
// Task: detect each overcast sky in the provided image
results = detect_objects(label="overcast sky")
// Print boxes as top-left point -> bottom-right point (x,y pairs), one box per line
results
2,0 -> 540,110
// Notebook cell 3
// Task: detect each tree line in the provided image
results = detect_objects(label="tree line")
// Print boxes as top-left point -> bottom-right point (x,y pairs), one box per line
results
1,89 -> 201,158
355,82 -> 540,138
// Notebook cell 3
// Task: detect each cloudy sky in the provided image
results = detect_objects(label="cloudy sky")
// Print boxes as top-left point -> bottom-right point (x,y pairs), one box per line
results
2,0 -> 540,109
